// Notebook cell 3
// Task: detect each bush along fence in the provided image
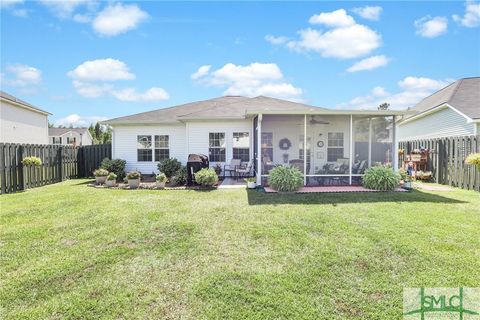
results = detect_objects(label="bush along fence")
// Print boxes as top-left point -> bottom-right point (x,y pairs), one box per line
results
0,143 -> 111,194
399,135 -> 479,191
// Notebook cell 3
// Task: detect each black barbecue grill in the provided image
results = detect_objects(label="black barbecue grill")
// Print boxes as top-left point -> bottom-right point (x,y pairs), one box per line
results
187,154 -> 209,185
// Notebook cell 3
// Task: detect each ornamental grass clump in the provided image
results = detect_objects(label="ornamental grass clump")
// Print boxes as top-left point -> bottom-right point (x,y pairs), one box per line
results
268,165 -> 303,192
466,153 -> 480,170
22,156 -> 42,166
362,166 -> 400,191
194,168 -> 218,187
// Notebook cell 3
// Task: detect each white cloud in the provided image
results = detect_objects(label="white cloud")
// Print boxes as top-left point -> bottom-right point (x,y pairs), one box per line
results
191,62 -> 303,101
265,35 -> 289,45
414,16 -> 448,38
92,3 -> 148,37
1,64 -> 42,91
347,55 -> 390,72
338,76 -> 452,110
309,9 -> 355,27
68,58 -> 135,82
0,0 -> 23,8
287,25 -> 381,59
269,9 -> 382,59
54,114 -> 107,128
191,65 -> 211,80
453,0 -> 480,27
111,87 -> 169,102
39,0 -> 93,19
68,58 -> 168,102
352,6 -> 382,21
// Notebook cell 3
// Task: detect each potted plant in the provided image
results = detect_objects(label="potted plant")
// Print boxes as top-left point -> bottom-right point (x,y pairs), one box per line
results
93,168 -> 109,184
403,175 -> 413,189
466,153 -> 480,170
21,156 -> 42,166
126,171 -> 141,188
156,172 -> 167,189
106,172 -> 117,187
244,177 -> 257,189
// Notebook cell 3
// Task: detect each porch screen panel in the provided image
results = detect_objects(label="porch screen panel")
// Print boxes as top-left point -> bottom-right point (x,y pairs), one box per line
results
353,116 -> 370,175
371,116 -> 394,166
209,132 -> 226,162
233,132 -> 250,162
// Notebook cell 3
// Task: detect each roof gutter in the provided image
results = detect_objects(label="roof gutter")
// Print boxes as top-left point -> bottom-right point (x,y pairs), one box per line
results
398,103 -> 473,125
245,110 -> 413,116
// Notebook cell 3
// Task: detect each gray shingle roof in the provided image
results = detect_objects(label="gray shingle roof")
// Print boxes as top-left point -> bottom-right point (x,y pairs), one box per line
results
104,96 -> 327,124
0,90 -> 51,115
49,128 -> 89,136
409,77 -> 480,120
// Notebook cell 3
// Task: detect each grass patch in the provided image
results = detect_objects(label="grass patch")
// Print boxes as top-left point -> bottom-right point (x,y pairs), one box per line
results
1,180 -> 479,319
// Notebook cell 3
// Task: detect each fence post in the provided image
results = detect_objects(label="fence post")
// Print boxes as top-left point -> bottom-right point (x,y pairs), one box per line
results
18,145 -> 24,191
58,146 -> 63,182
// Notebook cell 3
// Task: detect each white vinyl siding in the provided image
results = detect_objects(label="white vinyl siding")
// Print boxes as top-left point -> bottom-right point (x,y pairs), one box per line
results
186,120 -> 253,164
1,100 -> 49,144
398,106 -> 475,141
112,125 -> 187,173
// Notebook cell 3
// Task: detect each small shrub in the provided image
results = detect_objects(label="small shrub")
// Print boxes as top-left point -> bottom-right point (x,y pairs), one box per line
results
466,153 -> 480,170
416,170 -> 432,181
156,172 -> 167,182
158,158 -> 182,178
362,166 -> 400,191
171,166 -> 187,186
244,177 -> 256,183
126,171 -> 141,180
22,156 -> 42,166
107,172 -> 117,181
194,168 -> 218,187
93,168 -> 109,177
100,158 -> 126,181
398,168 -> 409,181
268,165 -> 303,192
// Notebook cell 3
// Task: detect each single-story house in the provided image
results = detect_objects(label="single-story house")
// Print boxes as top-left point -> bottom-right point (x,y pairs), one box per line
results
398,77 -> 480,140
104,96 -> 408,186
48,127 -> 93,146
0,91 -> 50,145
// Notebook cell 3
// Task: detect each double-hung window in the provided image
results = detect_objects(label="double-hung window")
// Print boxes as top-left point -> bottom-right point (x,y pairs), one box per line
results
327,132 -> 344,162
154,135 -> 169,161
52,137 -> 62,144
209,132 -> 226,162
232,132 -> 249,162
137,135 -> 152,162
66,137 -> 76,144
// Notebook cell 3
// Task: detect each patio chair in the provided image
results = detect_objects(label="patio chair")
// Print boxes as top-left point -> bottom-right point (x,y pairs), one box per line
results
223,159 -> 241,179
236,159 -> 254,180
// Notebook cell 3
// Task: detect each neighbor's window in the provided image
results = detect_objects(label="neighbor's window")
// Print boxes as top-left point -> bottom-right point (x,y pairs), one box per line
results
232,132 -> 249,162
209,132 -> 226,162
137,135 -> 152,162
52,137 -> 62,144
66,137 -> 76,144
154,135 -> 169,161
261,132 -> 273,162
327,132 -> 344,162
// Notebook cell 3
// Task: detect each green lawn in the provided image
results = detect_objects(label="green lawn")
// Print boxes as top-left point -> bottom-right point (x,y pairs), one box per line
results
1,180 -> 479,319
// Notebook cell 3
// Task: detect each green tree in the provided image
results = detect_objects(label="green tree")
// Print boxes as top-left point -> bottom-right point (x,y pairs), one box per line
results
378,102 -> 390,110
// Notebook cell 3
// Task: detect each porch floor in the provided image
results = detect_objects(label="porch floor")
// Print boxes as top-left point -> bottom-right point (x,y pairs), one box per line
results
264,186 -> 408,193
218,177 -> 246,189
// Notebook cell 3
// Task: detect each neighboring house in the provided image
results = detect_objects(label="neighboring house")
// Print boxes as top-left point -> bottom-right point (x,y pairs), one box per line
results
0,91 -> 50,144
398,77 -> 480,141
104,96 -> 408,186
48,127 -> 93,146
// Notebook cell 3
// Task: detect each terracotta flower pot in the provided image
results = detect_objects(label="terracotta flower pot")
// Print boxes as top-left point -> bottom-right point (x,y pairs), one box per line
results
128,179 -> 140,188
95,176 -> 107,184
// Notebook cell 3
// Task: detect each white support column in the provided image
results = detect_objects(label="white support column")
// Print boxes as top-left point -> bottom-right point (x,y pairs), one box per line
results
368,118 -> 372,168
392,115 -> 398,171
349,115 -> 353,185
304,114 -> 307,186
256,114 -> 263,185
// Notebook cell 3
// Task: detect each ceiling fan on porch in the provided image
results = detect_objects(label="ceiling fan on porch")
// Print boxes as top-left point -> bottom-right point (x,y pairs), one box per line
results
309,115 -> 330,125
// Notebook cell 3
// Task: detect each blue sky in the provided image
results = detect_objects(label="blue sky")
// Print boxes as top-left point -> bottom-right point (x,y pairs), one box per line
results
1,1 -> 479,127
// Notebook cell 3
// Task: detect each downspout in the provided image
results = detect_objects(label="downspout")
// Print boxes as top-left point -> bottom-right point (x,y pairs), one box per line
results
392,116 -> 398,171
304,114 -> 307,186
349,115 -> 353,185
256,114 -> 262,185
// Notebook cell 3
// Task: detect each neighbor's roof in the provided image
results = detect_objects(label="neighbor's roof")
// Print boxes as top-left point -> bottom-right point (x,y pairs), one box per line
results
0,91 -> 51,115
49,127 -> 89,136
104,95 -> 408,125
408,77 -> 480,120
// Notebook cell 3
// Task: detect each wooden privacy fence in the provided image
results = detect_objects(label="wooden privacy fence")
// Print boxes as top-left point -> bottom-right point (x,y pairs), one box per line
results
0,143 -> 111,194
399,135 -> 479,191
